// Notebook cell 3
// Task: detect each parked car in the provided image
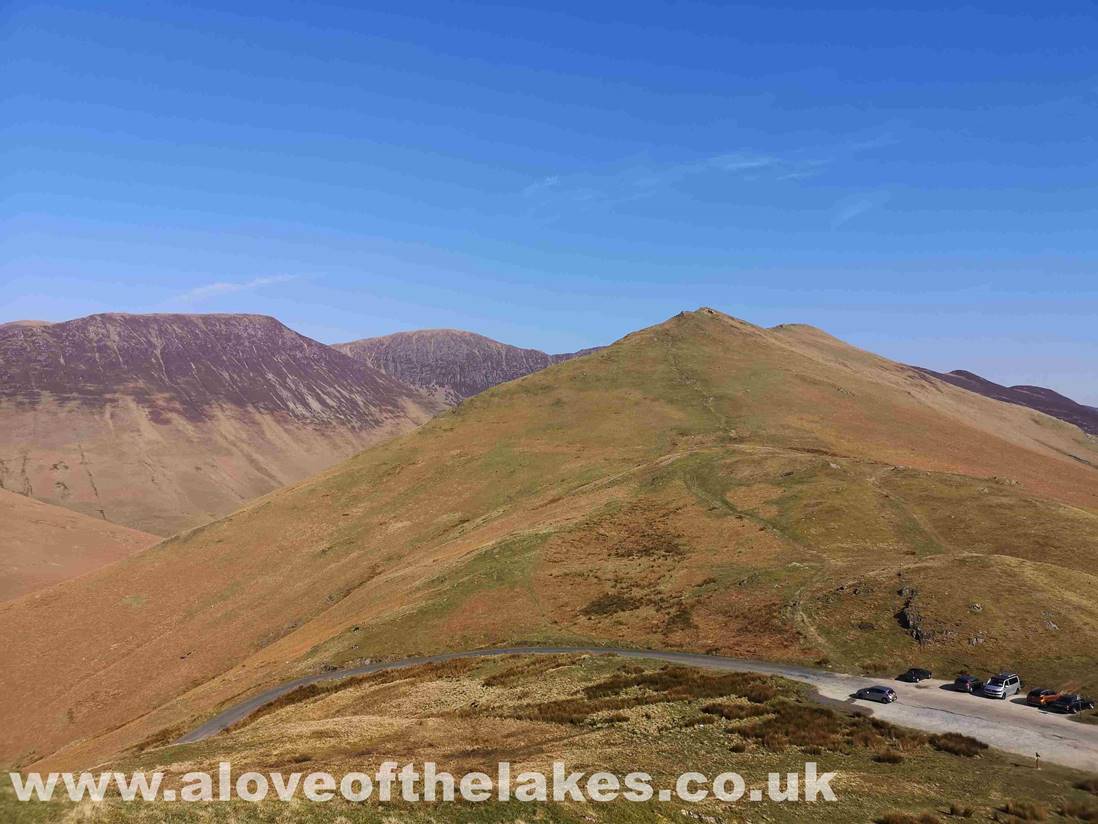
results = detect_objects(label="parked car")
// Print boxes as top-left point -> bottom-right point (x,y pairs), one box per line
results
954,674 -> 983,693
855,686 -> 898,704
1026,688 -> 1061,707
899,667 -> 933,683
1047,694 -> 1096,715
982,672 -> 1023,699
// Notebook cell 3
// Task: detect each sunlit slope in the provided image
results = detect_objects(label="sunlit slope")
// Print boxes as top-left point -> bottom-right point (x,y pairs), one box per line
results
0,490 -> 157,601
3,308 -> 1097,770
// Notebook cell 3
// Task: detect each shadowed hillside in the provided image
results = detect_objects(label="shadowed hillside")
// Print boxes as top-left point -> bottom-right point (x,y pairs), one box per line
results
2,308 -> 1096,771
334,328 -> 596,404
0,313 -> 443,534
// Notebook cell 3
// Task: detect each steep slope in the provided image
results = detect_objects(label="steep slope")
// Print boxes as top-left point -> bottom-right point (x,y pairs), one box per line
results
0,490 -> 157,602
915,367 -> 1098,435
3,308 -> 1097,770
0,313 -> 443,534
334,328 -> 595,404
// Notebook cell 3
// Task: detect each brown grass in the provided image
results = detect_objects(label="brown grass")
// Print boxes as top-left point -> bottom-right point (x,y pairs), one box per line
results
999,801 -> 1049,821
7,307 -> 1098,769
1060,801 -> 1098,821
1077,778 -> 1098,795
875,749 -> 905,764
929,733 -> 989,757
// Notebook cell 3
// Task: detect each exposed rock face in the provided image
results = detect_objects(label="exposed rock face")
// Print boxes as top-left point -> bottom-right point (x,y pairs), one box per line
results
915,367 -> 1098,435
334,328 -> 598,404
0,313 -> 442,534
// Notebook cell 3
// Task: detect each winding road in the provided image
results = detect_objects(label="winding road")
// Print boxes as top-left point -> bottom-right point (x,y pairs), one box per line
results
175,646 -> 1098,772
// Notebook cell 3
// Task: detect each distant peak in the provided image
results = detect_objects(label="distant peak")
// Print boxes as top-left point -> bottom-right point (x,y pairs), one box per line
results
948,369 -> 988,382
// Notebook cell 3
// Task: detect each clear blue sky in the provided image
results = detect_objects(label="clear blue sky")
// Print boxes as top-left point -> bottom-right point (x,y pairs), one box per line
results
3,1 -> 1096,401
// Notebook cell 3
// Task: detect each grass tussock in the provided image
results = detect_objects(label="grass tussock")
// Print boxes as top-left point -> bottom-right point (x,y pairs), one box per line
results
998,800 -> 1048,821
874,749 -> 905,764
949,802 -> 976,818
701,701 -> 770,721
877,813 -> 943,824
1077,778 -> 1098,795
1060,801 -> 1098,821
929,732 -> 989,757
738,700 -> 926,753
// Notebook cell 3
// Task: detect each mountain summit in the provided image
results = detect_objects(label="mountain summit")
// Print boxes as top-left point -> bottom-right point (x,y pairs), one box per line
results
0,313 -> 442,534
3,308 -> 1096,770
334,328 -> 597,404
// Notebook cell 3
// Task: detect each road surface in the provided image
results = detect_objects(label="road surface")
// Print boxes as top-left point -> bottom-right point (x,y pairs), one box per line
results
175,646 -> 1098,771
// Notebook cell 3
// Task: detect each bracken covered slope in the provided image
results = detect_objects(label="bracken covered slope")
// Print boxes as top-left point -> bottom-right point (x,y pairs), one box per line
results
334,328 -> 595,404
0,489 -> 157,602
0,313 -> 443,534
2,308 -> 1097,771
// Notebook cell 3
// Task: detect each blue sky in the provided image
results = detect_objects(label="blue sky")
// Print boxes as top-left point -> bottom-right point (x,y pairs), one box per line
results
3,1 -> 1097,401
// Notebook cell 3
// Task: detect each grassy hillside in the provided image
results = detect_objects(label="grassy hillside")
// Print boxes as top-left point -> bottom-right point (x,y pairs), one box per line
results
3,308 -> 1097,771
0,490 -> 157,602
4,655 -> 1096,823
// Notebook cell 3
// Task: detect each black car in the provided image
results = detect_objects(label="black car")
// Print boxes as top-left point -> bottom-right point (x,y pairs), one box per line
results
1047,694 -> 1096,715
899,667 -> 933,683
954,674 -> 983,693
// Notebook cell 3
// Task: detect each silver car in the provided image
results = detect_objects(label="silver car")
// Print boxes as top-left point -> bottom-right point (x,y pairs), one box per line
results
855,686 -> 898,704
982,672 -> 1022,699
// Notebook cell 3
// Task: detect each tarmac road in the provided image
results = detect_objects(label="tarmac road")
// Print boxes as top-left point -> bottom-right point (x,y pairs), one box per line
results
174,646 -> 1098,771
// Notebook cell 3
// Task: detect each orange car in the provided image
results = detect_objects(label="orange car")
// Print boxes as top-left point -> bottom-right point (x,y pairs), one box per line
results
1026,688 -> 1062,706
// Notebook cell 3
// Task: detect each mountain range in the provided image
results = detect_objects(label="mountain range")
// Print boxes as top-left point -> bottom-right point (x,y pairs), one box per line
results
915,367 -> 1098,436
2,307 -> 1095,772
0,313 -> 441,535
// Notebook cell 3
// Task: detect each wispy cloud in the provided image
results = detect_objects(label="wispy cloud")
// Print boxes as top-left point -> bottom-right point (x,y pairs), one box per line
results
520,150 -> 821,216
520,132 -> 900,221
831,191 -> 891,228
707,152 -> 779,172
174,274 -> 298,304
521,175 -> 560,197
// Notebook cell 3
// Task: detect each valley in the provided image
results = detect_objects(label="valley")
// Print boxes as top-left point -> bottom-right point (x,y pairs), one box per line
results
2,308 -> 1096,777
